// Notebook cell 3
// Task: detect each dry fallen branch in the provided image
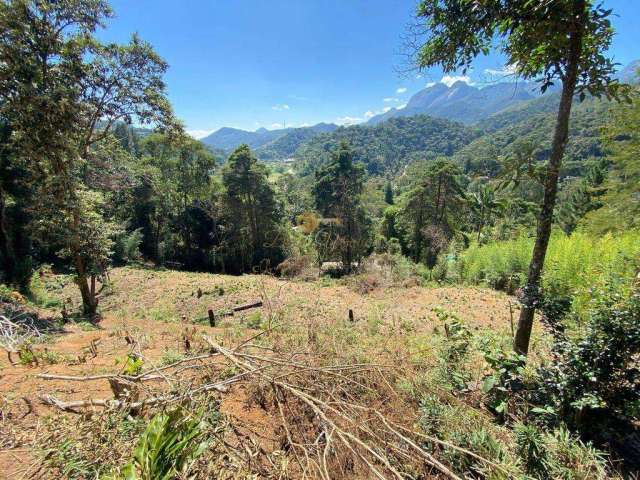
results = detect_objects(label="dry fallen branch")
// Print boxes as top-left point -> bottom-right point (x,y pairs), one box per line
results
40,373 -> 240,412
0,314 -> 43,363
203,336 -> 470,480
36,352 -> 219,382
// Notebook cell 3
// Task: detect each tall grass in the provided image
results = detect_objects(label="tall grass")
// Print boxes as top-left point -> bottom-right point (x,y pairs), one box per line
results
457,230 -> 640,311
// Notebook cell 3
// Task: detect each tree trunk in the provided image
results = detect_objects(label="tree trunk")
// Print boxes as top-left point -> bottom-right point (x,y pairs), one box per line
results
0,187 -> 17,284
513,3 -> 584,356
75,254 -> 98,317
71,208 -> 98,317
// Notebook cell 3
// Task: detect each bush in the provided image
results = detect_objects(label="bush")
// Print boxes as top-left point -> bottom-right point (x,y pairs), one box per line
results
434,308 -> 472,390
481,349 -> 527,420
457,231 -> 640,310
515,424 -> 608,480
113,228 -> 143,265
276,254 -> 315,279
536,276 -> 640,435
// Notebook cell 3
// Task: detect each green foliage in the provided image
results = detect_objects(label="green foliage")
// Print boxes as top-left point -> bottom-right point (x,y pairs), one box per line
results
434,308 -> 472,390
537,277 -> 640,433
0,0 -> 178,314
515,424 -> 608,480
457,231 -> 640,310
397,159 -> 467,267
118,408 -> 210,480
119,354 -> 144,376
113,228 -> 144,265
481,349 -> 527,419
221,144 -> 287,273
297,115 -> 473,176
583,91 -> 640,233
313,141 -> 372,273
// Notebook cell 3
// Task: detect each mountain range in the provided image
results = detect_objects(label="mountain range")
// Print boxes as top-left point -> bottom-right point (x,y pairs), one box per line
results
367,81 -> 543,125
201,123 -> 338,156
201,60 -> 639,161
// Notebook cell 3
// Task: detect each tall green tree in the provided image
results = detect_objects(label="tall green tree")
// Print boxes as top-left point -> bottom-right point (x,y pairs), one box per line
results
135,134 -> 215,265
221,144 -> 285,273
0,120 -> 35,289
313,141 -> 371,273
384,181 -> 394,205
398,159 -> 466,267
0,0 -> 177,316
412,0 -> 628,355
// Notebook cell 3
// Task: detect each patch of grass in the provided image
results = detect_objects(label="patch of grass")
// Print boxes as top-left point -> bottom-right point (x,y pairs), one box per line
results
145,306 -> 177,323
27,268 -> 74,309
159,349 -> 185,366
243,311 -> 262,329
75,321 -> 99,331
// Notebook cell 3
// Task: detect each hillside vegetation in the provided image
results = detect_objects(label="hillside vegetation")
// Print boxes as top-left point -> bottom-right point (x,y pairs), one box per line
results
1,1 -> 640,479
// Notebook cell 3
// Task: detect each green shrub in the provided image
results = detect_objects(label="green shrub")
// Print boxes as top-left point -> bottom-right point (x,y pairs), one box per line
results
515,424 -> 608,480
113,228 -> 143,265
481,349 -> 527,420
434,307 -> 472,390
536,276 -> 640,434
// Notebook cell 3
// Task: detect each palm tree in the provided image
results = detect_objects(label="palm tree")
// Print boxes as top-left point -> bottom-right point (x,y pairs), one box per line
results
469,184 -> 505,243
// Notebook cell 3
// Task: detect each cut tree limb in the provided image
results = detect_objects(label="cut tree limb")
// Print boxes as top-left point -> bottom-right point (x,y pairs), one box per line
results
216,301 -> 264,318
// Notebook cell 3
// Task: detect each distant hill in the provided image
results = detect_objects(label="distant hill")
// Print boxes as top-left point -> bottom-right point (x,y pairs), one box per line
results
454,92 -> 618,176
367,81 -> 540,125
200,126 -> 289,151
201,123 -> 338,157
255,123 -> 338,160
618,59 -> 640,85
295,115 -> 475,175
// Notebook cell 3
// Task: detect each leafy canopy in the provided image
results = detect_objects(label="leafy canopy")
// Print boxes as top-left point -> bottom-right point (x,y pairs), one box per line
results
414,0 -> 626,98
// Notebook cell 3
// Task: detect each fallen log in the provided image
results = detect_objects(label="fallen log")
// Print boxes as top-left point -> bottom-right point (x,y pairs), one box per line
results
216,300 -> 263,318
233,301 -> 263,312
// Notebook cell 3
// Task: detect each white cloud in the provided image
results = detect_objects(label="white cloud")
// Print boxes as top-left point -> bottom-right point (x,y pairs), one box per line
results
416,73 -> 423,79
383,97 -> 398,102
335,116 -> 362,126
272,104 -> 290,111
364,110 -> 376,119
440,75 -> 474,87
270,122 -> 283,129
187,129 -> 215,140
382,106 -> 392,113
299,122 -> 311,127
484,64 -> 518,77
396,87 -> 407,94
398,103 -> 407,110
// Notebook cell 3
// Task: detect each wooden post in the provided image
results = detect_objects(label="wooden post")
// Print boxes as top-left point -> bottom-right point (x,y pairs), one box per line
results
348,309 -> 354,322
508,301 -> 514,340
208,309 -> 216,327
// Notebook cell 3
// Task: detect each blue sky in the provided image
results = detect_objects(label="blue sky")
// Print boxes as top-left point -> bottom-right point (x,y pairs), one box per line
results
100,0 -> 640,137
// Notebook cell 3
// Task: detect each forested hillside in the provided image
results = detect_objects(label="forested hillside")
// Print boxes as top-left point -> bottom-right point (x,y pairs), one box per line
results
254,122 -> 338,160
295,115 -> 474,174
454,93 -> 615,175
